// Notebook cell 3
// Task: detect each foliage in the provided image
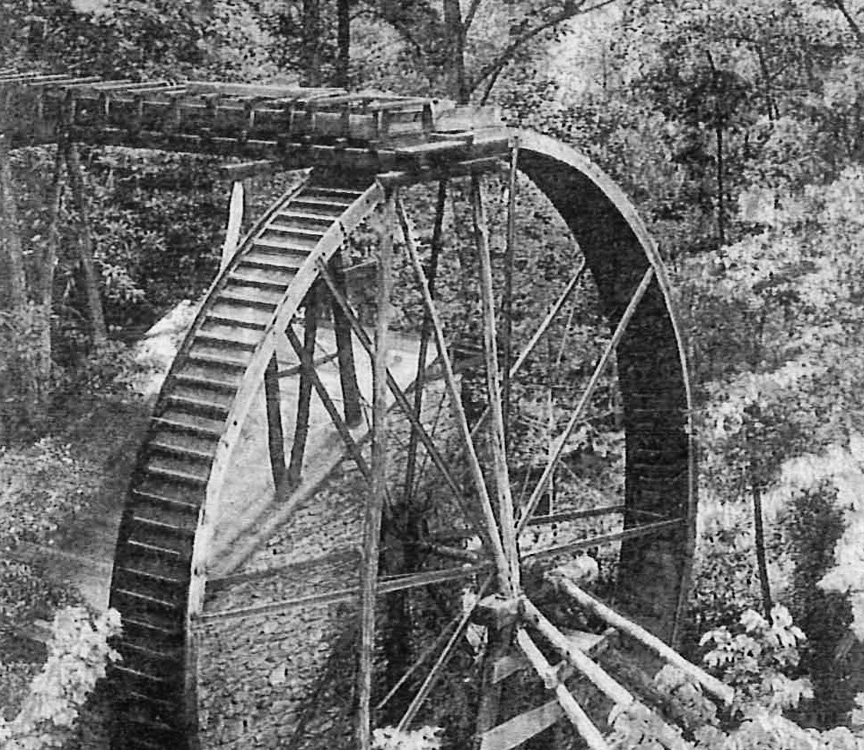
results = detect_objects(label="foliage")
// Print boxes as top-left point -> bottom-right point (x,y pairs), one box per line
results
371,725 -> 442,750
0,438 -> 98,552
0,607 -> 121,749
687,503 -> 766,636
700,605 -> 811,717
768,437 -> 864,643
611,607 -> 864,749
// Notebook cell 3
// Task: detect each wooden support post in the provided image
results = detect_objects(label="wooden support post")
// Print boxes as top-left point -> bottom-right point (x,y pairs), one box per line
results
474,618 -> 515,749
329,251 -> 363,426
515,629 -> 610,750
550,576 -> 735,705
63,139 -> 108,344
264,354 -> 286,492
357,189 -> 396,750
284,326 -> 372,482
287,283 -> 320,487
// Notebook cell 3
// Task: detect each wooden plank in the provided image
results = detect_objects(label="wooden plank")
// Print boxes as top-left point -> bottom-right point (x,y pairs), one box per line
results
220,160 -> 281,182
479,698 -> 564,750
221,180 -> 244,271
185,80 -> 345,99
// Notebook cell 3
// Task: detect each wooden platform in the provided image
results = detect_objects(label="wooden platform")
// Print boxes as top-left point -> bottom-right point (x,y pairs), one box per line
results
0,73 -> 509,181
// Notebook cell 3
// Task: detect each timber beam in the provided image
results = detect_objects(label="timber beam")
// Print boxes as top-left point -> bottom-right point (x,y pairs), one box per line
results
0,73 -> 511,180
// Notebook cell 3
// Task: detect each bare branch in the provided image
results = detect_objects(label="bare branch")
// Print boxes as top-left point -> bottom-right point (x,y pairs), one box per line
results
830,0 -> 864,44
472,0 -> 620,103
463,0 -> 484,35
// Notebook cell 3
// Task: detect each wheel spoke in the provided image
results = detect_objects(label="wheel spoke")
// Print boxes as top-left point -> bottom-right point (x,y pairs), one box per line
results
374,608 -> 460,712
502,140 -> 519,445
197,563 -> 494,622
466,257 -> 587,446
358,189 -> 396,750
472,174 -> 519,590
397,196 -> 512,594
516,266 -> 656,535
522,517 -> 684,562
395,575 -> 495,732
403,179 -> 447,505
316,256 -> 490,543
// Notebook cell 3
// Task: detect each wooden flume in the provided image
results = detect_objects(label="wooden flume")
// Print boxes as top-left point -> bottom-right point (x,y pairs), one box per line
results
1,72 -> 703,749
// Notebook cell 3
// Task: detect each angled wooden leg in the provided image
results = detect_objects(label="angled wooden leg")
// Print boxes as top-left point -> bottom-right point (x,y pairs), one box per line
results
264,354 -> 286,493
63,139 -> 107,344
287,282 -> 321,488
329,251 -> 363,427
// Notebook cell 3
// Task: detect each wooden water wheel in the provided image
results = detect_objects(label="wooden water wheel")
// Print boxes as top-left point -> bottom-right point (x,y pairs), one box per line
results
0,74 -> 728,750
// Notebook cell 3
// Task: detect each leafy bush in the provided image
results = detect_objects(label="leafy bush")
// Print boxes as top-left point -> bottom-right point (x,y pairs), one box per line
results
0,607 -> 121,749
700,606 -> 812,717
611,607 -> 864,749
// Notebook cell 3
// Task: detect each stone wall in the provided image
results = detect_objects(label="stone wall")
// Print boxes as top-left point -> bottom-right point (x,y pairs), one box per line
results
197,468 -> 367,749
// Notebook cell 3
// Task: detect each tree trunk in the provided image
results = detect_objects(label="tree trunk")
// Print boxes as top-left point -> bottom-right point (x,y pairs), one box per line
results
0,135 -> 28,314
64,141 -> 107,345
443,0 -> 468,102
0,133 -> 39,438
31,144 -> 65,392
752,475 -> 773,622
716,121 -> 725,247
302,0 -> 322,86
336,0 -> 350,88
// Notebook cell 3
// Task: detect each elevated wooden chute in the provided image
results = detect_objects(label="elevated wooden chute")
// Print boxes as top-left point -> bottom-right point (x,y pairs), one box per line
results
1,72 -> 710,750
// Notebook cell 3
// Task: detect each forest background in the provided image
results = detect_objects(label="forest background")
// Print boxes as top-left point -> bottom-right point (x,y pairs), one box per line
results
2,0 -> 864,747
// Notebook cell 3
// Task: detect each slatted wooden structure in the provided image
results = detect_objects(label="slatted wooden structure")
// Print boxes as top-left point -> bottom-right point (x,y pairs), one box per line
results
0,72 -> 708,750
